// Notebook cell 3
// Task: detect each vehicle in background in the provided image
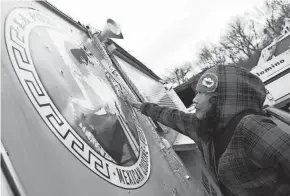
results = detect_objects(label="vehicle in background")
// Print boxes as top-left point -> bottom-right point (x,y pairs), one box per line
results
251,18 -> 290,112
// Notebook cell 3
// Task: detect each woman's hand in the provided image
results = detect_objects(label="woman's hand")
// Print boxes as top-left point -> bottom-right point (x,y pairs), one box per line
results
123,94 -> 142,109
130,101 -> 142,109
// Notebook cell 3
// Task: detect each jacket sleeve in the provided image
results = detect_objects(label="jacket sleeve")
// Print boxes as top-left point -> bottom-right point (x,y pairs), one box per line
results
241,115 -> 290,177
140,102 -> 199,141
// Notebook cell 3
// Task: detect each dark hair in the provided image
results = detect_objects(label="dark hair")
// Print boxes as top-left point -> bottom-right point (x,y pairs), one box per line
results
196,97 -> 219,141
209,96 -> 217,105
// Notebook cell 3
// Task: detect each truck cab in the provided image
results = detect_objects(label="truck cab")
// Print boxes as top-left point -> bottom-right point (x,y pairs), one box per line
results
250,18 -> 290,134
251,18 -> 290,112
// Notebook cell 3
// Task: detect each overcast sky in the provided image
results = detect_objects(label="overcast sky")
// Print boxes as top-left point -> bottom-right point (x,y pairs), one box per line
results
49,0 -> 267,77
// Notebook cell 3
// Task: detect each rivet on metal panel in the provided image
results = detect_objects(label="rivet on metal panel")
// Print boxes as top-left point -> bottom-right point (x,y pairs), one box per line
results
185,175 -> 191,180
45,45 -> 51,52
58,69 -> 64,76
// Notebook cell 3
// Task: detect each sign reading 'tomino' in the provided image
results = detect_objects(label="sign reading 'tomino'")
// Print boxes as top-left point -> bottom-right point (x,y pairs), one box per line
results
252,56 -> 289,82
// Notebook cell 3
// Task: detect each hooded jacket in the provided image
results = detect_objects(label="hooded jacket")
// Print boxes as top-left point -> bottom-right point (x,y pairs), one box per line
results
140,65 -> 290,196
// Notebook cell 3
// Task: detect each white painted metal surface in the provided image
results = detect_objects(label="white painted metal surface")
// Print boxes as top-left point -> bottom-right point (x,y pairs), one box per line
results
1,1 -> 201,195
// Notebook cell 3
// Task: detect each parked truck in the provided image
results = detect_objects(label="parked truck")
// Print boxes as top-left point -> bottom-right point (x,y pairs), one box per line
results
1,1 -> 289,196
251,18 -> 290,112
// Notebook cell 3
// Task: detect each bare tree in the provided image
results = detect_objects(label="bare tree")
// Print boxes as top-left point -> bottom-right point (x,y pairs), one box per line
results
220,17 -> 261,61
198,44 -> 226,67
196,16 -> 262,68
194,0 -> 290,72
257,0 -> 290,40
164,62 -> 193,86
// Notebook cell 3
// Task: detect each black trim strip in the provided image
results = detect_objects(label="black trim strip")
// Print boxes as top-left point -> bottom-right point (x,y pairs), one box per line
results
264,68 -> 290,85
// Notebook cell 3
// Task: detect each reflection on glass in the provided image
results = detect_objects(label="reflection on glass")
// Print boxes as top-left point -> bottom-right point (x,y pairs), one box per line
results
31,29 -> 140,166
65,43 -> 140,166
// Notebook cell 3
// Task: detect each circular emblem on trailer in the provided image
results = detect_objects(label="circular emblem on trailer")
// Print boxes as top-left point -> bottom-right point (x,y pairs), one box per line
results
5,8 -> 150,189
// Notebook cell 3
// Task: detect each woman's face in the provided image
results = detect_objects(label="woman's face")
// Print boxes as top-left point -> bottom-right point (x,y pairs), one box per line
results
192,93 -> 213,120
